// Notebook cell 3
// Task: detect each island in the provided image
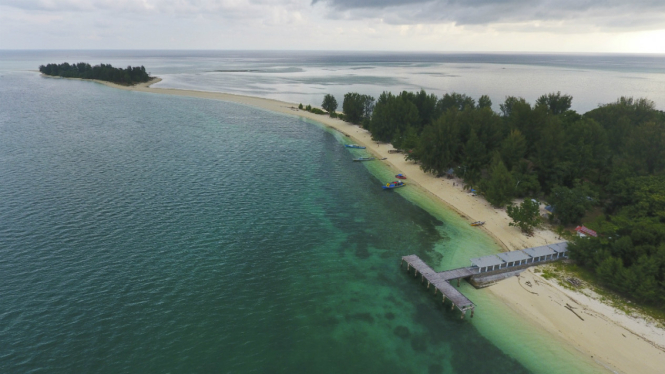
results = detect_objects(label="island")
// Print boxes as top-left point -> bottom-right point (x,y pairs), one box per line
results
39,62 -> 152,86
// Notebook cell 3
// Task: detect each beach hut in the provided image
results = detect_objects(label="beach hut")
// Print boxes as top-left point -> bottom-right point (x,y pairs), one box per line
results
523,246 -> 557,263
574,225 -> 598,237
548,242 -> 569,258
470,255 -> 505,273
446,168 -> 455,179
497,251 -> 532,268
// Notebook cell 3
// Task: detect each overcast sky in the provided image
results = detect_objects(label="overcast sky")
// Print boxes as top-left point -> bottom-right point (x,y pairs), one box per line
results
1,0 -> 665,52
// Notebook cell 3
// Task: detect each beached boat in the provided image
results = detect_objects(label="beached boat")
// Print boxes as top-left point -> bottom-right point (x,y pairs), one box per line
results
470,221 -> 485,226
383,181 -> 406,189
395,174 -> 406,179
353,157 -> 375,162
345,144 -> 366,149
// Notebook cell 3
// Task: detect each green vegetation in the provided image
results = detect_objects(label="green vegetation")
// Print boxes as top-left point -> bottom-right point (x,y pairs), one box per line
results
507,199 -> 542,235
342,92 -> 375,126
39,62 -> 151,86
336,88 -> 665,310
321,94 -> 338,116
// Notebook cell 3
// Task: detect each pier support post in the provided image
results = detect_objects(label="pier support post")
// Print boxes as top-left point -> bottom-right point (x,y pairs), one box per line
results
471,309 -> 475,318
442,295 -> 446,303
400,259 -> 403,268
414,270 -> 418,278
461,310 -> 466,319
434,288 -> 437,295
407,263 -> 410,271
421,274 -> 424,283
450,303 -> 454,311
427,281 -> 430,289
457,278 -> 460,287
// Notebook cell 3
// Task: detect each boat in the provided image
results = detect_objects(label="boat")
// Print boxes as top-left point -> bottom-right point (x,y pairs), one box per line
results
345,144 -> 366,149
470,221 -> 485,226
395,174 -> 407,179
353,157 -> 375,162
383,181 -> 406,189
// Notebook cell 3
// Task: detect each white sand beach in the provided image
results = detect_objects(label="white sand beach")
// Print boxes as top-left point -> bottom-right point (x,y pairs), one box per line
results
65,76 -> 665,374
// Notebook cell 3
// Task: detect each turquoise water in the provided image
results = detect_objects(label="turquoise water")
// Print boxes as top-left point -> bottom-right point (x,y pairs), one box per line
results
0,71 -> 525,373
0,70 -> 608,373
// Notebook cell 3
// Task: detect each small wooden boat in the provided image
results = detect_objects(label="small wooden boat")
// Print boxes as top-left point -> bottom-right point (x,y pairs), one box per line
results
383,181 -> 406,189
353,157 -> 375,162
395,174 -> 407,179
345,144 -> 366,149
471,221 -> 485,226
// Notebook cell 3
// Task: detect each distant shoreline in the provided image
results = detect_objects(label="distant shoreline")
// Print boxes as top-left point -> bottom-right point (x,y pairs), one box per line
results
40,72 -> 665,374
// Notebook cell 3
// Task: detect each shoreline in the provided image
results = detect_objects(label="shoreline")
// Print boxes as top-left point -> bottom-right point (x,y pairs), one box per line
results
46,74 -> 665,373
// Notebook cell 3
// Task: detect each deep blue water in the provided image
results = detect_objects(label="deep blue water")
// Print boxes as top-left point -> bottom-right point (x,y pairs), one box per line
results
0,71 -> 536,373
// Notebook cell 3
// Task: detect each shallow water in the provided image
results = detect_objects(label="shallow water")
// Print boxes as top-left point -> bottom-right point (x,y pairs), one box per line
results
3,50 -> 665,113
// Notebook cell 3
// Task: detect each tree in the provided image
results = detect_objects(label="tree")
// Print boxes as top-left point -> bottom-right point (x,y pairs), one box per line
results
412,111 -> 460,175
626,121 -> 665,175
478,95 -> 492,109
321,94 -> 338,116
462,130 -> 487,185
500,129 -> 527,170
342,93 -> 374,124
548,183 -> 595,225
437,92 -> 475,113
507,199 -> 542,235
369,92 -> 420,143
511,160 -> 540,197
536,91 -> 573,115
482,152 -> 515,208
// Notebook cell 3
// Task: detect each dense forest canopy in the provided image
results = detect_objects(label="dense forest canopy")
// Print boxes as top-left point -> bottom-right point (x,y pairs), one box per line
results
39,62 -> 151,86
340,89 -> 665,307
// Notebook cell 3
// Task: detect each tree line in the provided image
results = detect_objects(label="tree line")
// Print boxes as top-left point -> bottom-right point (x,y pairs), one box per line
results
39,62 -> 151,86
327,89 -> 665,308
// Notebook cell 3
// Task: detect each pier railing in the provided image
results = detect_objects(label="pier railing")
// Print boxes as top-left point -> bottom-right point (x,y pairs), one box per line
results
400,242 -> 568,319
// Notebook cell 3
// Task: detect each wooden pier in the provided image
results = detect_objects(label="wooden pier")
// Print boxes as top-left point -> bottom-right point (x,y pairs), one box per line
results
400,242 -> 568,320
400,255 -> 477,319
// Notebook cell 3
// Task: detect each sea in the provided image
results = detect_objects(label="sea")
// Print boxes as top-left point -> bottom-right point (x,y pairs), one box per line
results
3,50 -> 664,373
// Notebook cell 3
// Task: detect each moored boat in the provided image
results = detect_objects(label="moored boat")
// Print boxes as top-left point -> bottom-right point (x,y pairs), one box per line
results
383,181 -> 406,189
395,174 -> 406,179
345,144 -> 366,149
470,221 -> 485,226
353,157 -> 375,162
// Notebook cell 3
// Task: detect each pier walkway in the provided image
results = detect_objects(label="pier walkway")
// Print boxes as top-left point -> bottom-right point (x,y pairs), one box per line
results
400,255 -> 477,318
400,242 -> 569,319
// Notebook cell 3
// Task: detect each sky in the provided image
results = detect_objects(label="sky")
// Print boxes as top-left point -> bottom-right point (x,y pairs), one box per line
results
1,0 -> 665,52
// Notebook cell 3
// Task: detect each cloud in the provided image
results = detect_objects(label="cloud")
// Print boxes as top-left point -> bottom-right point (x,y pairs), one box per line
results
311,0 -> 665,30
0,0 -> 303,16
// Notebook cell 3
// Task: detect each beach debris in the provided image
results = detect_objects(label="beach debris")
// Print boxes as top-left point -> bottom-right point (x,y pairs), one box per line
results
566,277 -> 583,288
565,303 -> 585,321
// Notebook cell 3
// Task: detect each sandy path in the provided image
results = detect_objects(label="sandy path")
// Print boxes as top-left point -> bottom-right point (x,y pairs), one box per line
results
54,76 -> 665,374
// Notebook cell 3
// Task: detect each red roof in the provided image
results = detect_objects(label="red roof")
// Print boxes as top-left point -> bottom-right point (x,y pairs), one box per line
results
574,226 -> 598,237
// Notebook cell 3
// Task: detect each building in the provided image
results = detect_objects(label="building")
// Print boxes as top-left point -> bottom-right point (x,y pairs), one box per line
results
470,242 -> 568,274
574,225 -> 598,237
